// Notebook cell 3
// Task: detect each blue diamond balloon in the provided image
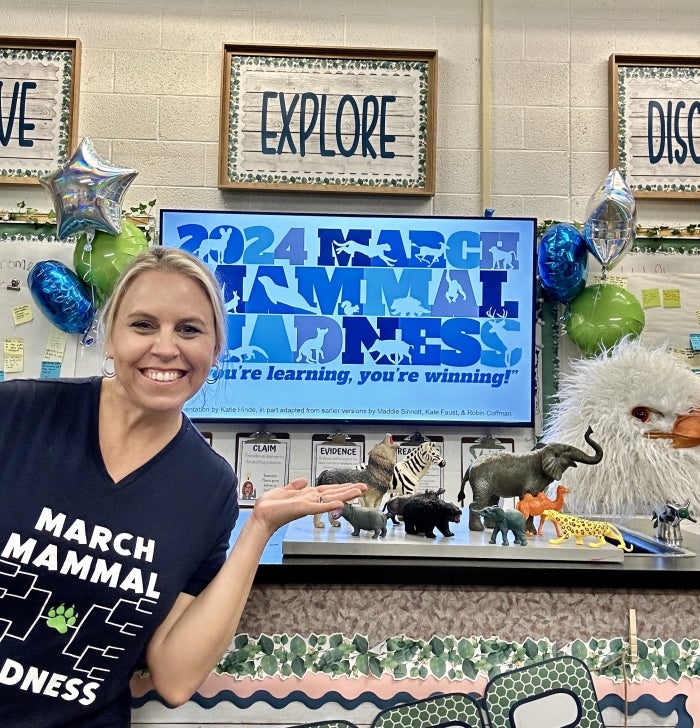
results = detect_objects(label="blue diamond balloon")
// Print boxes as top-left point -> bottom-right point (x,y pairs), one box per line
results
38,137 -> 138,241
27,260 -> 95,334
538,223 -> 589,304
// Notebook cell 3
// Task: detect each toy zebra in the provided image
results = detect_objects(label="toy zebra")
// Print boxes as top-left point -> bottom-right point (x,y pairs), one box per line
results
390,441 -> 446,496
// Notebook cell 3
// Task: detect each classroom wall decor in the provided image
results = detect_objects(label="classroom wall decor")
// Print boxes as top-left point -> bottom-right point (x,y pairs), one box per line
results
610,54 -> 700,199
0,36 -> 80,183
218,45 -> 437,195
131,631 -> 700,728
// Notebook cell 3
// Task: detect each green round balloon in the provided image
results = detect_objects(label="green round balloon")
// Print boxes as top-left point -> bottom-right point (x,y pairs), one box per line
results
74,220 -> 148,306
566,283 -> 645,356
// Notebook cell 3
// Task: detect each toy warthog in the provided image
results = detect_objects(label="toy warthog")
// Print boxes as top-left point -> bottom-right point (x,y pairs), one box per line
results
383,488 -> 445,525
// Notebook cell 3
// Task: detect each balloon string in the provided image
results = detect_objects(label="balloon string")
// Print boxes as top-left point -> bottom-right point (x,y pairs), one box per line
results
81,227 -> 97,347
81,316 -> 97,347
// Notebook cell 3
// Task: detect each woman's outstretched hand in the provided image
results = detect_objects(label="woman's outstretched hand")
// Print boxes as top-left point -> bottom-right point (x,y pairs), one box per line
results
249,478 -> 367,535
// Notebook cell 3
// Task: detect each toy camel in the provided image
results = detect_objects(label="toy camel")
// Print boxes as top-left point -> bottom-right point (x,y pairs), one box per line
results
517,485 -> 570,536
543,510 -> 632,551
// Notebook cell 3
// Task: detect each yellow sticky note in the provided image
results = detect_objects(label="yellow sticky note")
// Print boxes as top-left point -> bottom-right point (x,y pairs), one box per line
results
641,288 -> 661,308
662,289 -> 682,308
4,338 -> 23,355
11,304 -> 34,325
3,338 -> 24,374
44,332 -> 67,362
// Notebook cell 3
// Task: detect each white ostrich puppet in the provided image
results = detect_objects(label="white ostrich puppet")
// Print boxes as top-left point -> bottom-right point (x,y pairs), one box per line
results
542,338 -> 700,518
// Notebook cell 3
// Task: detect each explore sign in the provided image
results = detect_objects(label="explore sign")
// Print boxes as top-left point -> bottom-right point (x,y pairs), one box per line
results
218,45 -> 437,195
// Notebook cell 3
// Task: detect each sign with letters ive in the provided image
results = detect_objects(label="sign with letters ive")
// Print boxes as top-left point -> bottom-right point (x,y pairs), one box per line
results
610,54 -> 700,198
218,45 -> 437,195
0,37 -> 80,184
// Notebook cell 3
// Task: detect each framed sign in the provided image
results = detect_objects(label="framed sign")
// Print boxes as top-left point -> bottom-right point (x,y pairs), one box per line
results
609,54 -> 700,198
219,44 -> 437,195
0,37 -> 80,184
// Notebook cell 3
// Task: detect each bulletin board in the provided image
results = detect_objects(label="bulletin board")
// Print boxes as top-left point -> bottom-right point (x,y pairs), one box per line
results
554,247 -> 700,389
0,234 -> 100,380
600,251 -> 700,363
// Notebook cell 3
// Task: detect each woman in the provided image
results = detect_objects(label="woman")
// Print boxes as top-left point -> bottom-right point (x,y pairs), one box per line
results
0,247 -> 365,727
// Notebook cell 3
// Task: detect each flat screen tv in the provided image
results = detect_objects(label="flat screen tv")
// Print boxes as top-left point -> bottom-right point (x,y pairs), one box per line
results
159,210 -> 537,427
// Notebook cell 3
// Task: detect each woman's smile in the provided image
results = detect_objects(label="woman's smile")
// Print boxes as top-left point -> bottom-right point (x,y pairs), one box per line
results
143,368 -> 186,382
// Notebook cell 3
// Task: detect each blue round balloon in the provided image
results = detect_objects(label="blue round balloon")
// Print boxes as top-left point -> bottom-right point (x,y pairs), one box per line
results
537,223 -> 589,303
28,260 -> 96,334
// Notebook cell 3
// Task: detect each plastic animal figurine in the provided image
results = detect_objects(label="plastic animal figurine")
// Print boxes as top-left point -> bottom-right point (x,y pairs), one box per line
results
383,488 -> 445,525
390,441 -> 446,496
542,510 -> 632,551
459,426 -> 603,531
337,503 -> 388,539
471,506 -> 528,546
516,484 -> 570,536
402,496 -> 461,538
652,499 -> 697,545
542,339 -> 700,517
314,433 -> 399,527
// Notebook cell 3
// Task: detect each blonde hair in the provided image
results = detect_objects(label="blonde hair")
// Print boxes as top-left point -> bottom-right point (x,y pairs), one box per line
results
100,247 -> 227,358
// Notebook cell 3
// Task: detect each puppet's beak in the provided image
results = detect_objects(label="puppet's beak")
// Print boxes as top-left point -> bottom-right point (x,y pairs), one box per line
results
646,410 -> 700,448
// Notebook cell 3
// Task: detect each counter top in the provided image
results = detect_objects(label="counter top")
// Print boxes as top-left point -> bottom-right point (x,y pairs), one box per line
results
230,510 -> 700,589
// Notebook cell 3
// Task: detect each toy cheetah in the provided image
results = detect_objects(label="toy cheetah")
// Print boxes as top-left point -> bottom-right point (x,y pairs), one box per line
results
542,510 -> 632,551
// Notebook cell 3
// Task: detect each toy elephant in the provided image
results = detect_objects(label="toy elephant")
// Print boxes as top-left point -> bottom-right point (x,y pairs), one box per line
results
338,503 -> 388,539
459,426 -> 603,531
472,506 -> 528,546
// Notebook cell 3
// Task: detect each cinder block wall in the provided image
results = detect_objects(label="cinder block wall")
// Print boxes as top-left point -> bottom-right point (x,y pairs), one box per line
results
3,0 -> 698,225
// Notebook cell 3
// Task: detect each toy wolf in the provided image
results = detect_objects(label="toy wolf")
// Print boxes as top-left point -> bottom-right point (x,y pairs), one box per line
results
314,433 -> 399,528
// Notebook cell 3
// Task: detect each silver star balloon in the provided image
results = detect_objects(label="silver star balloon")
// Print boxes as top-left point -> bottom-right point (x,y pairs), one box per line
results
39,137 -> 138,241
583,169 -> 636,275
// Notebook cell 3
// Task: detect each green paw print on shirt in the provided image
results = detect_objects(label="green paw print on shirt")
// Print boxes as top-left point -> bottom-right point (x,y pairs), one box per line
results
46,604 -> 78,634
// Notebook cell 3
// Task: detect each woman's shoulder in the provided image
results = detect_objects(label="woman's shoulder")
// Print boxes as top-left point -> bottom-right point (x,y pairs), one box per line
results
0,376 -> 99,403
180,418 -> 236,477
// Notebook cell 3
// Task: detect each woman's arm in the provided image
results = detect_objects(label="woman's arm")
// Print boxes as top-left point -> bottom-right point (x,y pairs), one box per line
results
144,478 -> 366,706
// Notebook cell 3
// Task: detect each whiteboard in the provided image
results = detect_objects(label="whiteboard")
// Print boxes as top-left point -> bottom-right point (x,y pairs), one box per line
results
0,235 -> 101,379
559,250 -> 700,370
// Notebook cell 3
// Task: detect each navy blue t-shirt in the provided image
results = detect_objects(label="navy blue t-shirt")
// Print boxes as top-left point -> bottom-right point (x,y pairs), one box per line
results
0,378 -> 238,727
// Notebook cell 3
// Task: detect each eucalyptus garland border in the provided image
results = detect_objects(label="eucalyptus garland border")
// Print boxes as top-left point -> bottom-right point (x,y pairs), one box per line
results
217,633 -> 700,685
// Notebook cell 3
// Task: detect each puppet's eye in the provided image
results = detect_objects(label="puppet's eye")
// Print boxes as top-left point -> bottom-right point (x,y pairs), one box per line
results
631,407 -> 651,422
